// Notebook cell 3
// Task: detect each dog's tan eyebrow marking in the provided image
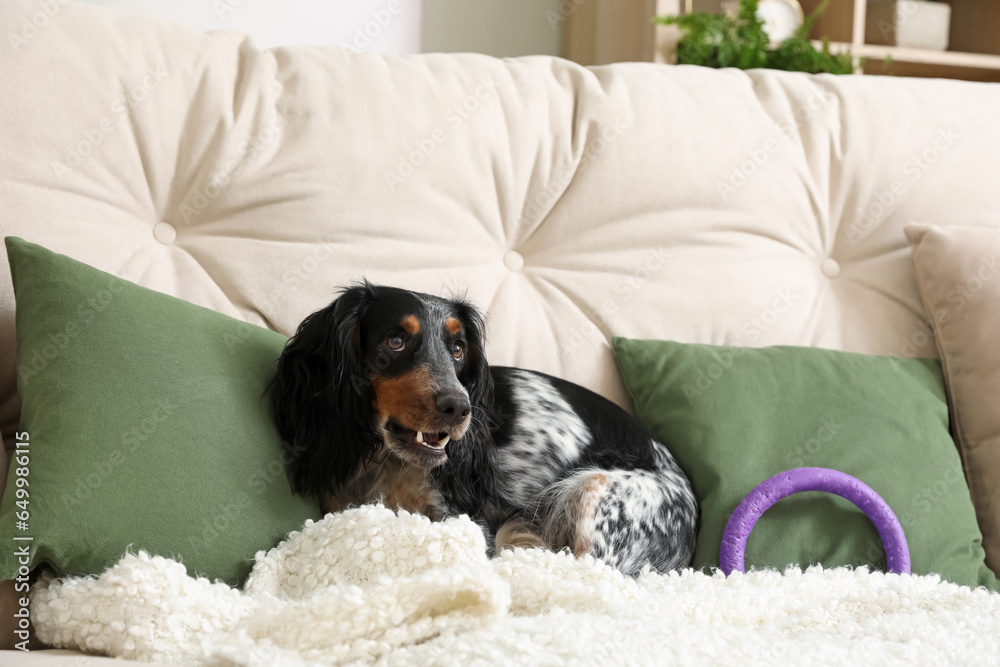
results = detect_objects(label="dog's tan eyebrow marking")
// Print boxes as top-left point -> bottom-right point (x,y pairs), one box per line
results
401,315 -> 420,334
445,318 -> 463,335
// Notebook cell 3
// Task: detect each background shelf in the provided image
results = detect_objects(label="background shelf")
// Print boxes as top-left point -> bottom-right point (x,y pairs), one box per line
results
562,0 -> 1000,82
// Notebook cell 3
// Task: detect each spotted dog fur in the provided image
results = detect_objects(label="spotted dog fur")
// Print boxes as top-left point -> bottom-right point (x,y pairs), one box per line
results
492,369 -> 698,574
268,282 -> 699,577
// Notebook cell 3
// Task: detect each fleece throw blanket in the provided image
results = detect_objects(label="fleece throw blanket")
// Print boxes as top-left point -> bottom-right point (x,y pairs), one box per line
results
32,505 -> 1000,666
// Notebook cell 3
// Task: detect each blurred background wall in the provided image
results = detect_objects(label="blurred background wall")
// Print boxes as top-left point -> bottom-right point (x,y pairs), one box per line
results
76,0 -> 564,56
422,0 -> 562,57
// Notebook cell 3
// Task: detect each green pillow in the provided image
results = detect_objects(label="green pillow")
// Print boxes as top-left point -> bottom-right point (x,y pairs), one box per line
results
0,237 -> 320,586
612,337 -> 999,591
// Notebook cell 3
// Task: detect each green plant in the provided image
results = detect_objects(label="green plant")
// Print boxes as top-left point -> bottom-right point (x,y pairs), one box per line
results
655,0 -> 857,75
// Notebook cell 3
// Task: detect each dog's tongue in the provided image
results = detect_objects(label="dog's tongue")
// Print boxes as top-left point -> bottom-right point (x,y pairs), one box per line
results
420,431 -> 442,444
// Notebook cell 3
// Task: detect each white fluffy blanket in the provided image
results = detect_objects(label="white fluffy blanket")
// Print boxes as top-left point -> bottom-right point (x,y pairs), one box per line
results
32,505 -> 1000,666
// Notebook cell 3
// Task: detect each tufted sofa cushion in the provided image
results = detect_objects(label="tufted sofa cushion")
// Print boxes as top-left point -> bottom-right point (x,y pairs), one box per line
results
3,0 -> 1000,458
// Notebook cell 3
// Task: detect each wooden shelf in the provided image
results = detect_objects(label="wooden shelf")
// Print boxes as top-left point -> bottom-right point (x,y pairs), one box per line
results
562,0 -> 1000,83
822,41 -> 1000,71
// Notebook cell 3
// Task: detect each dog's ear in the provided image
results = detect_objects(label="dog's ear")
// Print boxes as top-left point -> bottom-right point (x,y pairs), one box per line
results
268,282 -> 377,497
432,299 -> 500,520
455,300 -> 493,415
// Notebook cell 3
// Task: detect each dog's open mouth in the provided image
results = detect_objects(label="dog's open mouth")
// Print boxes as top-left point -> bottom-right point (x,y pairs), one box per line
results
386,420 -> 452,458
412,430 -> 450,448
404,428 -> 451,450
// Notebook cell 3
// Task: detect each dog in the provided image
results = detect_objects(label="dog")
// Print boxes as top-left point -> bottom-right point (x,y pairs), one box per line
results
267,282 -> 698,576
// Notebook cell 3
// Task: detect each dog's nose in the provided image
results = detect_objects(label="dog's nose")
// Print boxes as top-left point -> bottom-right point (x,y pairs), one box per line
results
435,392 -> 471,424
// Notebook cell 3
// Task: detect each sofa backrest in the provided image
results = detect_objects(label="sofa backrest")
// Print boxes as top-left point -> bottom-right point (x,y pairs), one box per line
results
3,0 -> 1000,450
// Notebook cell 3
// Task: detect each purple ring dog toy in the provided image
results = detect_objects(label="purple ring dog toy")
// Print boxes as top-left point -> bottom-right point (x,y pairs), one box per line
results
719,467 -> 910,575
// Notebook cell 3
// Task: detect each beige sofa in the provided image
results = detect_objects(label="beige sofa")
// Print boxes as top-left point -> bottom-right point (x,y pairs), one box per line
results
2,0 -> 1000,664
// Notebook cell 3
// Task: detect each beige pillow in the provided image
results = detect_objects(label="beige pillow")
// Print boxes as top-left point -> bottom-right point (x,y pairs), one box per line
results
906,223 -> 1000,576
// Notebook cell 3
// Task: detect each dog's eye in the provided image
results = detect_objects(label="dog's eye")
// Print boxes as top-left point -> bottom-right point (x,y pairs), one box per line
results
387,336 -> 405,351
451,342 -> 464,360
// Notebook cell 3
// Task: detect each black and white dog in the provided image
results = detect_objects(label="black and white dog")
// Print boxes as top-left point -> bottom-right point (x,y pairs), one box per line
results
268,282 -> 697,575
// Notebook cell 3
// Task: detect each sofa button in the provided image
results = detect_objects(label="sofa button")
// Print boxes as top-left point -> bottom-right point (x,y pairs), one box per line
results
821,258 -> 841,279
503,250 -> 524,271
153,222 -> 177,244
